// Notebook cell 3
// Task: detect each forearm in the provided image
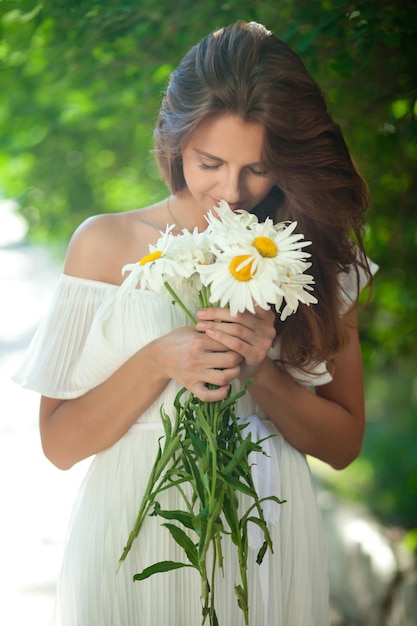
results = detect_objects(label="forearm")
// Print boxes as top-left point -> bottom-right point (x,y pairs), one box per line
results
40,339 -> 169,470
40,324 -> 242,470
249,358 -> 365,470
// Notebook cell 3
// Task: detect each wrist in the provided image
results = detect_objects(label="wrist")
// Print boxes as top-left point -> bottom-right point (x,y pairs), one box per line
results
141,337 -> 171,387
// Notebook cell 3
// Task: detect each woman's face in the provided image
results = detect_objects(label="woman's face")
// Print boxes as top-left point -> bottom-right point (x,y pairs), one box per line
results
181,114 -> 274,214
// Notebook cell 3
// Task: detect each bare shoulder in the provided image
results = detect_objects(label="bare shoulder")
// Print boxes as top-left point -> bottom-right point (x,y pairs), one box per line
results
64,203 -> 168,285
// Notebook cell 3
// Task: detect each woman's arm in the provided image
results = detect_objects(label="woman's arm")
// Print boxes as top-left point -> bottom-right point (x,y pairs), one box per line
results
40,325 -> 242,470
39,217 -> 242,470
196,306 -> 365,470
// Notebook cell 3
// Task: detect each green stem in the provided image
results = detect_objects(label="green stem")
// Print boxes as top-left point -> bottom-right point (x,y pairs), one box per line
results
199,284 -> 210,309
200,563 -> 211,625
120,281 -> 281,626
229,411 -> 274,555
197,403 -> 220,558
118,433 -> 181,567
210,535 -> 217,607
118,394 -> 193,567
164,281 -> 197,325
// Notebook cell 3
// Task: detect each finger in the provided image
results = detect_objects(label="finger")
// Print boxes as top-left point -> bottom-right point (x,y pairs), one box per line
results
248,304 -> 275,316
198,319 -> 275,364
191,383 -> 231,403
196,307 -> 237,323
197,306 -> 272,323
196,319 -> 252,344
200,325 -> 251,358
191,328 -> 235,353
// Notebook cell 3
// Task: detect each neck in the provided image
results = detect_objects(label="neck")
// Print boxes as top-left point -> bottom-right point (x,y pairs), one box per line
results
167,191 -> 209,232
166,196 -> 184,231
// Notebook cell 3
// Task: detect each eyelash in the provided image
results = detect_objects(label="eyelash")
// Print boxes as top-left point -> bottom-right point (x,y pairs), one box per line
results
198,163 -> 268,177
250,169 -> 268,178
199,163 -> 221,171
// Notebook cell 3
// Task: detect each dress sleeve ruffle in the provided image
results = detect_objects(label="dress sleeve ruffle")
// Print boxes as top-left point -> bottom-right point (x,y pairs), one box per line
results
12,275 -> 127,399
338,255 -> 379,314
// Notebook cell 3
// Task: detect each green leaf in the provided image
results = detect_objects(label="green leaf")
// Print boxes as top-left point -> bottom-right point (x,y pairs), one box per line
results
162,523 -> 199,568
133,560 -> 193,581
181,447 -> 207,503
219,472 -> 255,497
153,502 -> 195,530
173,387 -> 191,413
245,514 -> 268,533
221,437 -> 252,474
261,495 -> 287,506
159,405 -> 172,439
195,405 -> 217,449
256,541 -> 269,566
194,505 -> 209,524
222,491 -> 240,538
234,583 -> 248,613
185,426 -> 207,457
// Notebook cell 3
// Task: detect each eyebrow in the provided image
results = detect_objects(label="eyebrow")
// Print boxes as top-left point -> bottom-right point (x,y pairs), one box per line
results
193,148 -> 267,168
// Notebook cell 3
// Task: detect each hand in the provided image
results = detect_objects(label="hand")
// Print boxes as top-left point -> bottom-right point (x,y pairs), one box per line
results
152,325 -> 242,402
195,306 -> 276,384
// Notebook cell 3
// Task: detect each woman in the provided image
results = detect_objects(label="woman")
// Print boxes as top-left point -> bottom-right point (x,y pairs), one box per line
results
14,20 -> 376,625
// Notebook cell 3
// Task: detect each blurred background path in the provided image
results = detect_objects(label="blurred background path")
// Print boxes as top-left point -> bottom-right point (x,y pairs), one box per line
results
0,201 -> 90,626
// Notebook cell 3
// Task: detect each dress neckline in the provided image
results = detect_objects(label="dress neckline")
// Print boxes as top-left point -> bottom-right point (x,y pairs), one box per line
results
62,273 -> 120,289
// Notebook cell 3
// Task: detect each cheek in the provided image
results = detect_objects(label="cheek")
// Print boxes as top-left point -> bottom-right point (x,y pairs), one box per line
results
182,162 -> 205,192
254,179 -> 275,199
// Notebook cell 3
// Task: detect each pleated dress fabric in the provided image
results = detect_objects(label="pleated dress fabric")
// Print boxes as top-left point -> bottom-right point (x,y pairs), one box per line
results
13,268 -> 373,626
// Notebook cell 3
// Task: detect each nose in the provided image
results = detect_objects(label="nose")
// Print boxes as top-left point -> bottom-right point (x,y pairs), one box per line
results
221,168 -> 242,204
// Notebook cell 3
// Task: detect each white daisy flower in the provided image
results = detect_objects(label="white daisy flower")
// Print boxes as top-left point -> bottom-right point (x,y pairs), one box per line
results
205,200 -> 258,250
121,226 -> 187,293
249,219 -> 312,270
174,227 -> 213,269
198,249 -> 285,317
209,199 -> 258,228
166,228 -> 213,308
279,265 -> 318,320
121,198 -> 318,322
207,201 -> 312,277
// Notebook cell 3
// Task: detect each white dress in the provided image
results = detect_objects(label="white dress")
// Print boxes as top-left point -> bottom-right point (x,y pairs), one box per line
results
13,265 -> 375,626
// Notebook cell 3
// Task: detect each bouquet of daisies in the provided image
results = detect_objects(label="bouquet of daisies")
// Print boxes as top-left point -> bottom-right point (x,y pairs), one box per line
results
118,201 -> 317,626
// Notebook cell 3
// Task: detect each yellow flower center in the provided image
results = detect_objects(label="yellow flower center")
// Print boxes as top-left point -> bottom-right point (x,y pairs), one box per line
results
139,250 -> 162,265
230,255 -> 256,281
253,236 -> 277,258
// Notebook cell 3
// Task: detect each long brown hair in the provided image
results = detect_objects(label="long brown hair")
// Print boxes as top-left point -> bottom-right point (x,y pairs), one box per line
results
154,21 -> 371,372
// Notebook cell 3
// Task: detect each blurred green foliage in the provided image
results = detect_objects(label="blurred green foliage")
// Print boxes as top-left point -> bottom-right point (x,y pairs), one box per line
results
1,0 -> 416,532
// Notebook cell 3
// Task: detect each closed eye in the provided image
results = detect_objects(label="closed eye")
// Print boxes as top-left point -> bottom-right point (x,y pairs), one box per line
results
197,158 -> 269,177
199,162 -> 222,171
249,167 -> 268,177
